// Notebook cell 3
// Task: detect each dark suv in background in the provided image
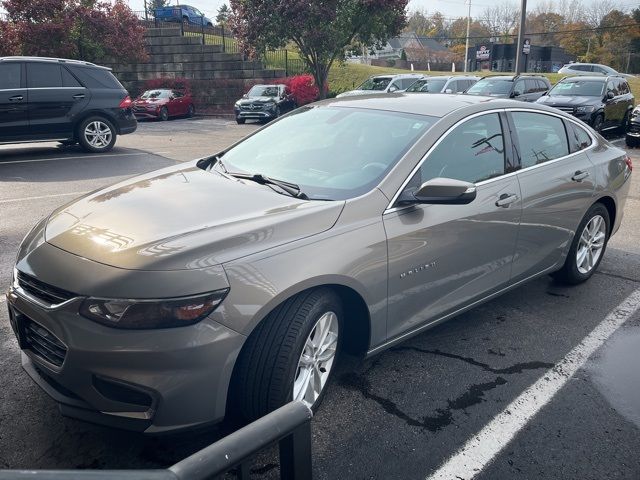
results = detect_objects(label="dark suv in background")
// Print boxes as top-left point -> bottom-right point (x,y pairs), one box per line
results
465,75 -> 551,102
536,76 -> 634,132
0,57 -> 136,153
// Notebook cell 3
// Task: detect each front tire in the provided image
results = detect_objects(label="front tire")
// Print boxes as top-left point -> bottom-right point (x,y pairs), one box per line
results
77,117 -> 116,153
159,106 -> 169,121
236,117 -> 245,124
626,134 -> 639,148
592,114 -> 604,133
232,288 -> 342,422
552,203 -> 610,284
186,104 -> 195,118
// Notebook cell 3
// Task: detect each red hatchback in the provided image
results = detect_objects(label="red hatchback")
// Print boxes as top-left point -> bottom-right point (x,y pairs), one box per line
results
132,89 -> 195,120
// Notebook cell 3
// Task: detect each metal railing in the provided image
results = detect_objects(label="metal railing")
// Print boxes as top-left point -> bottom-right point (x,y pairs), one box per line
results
0,401 -> 313,480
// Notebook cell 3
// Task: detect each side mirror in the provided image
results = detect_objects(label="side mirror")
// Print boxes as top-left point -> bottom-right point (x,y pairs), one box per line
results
445,88 -> 453,94
606,91 -> 615,100
510,91 -> 521,98
397,177 -> 477,205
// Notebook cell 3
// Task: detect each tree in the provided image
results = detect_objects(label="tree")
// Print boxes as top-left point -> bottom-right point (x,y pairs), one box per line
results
147,0 -> 170,18
229,0 -> 408,99
0,0 -> 147,63
216,3 -> 230,26
480,1 -> 519,43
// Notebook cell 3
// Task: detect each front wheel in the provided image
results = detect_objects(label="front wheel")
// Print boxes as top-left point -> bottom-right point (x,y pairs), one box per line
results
77,117 -> 116,153
186,104 -> 195,118
232,288 -> 342,422
551,203 -> 610,284
592,114 -> 604,133
626,134 -> 639,148
236,117 -> 245,124
621,110 -> 631,133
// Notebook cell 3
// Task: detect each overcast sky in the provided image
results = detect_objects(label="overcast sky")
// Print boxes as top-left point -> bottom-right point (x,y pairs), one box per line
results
124,0 -> 634,24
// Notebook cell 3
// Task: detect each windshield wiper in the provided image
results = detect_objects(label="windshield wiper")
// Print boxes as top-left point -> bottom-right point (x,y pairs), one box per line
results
229,172 -> 309,200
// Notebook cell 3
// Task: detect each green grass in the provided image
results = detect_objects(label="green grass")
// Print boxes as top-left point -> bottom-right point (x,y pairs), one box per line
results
327,63 -> 640,100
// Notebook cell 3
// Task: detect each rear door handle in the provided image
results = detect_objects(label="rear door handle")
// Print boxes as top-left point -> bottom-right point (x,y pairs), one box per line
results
8,95 -> 23,102
73,94 -> 85,100
495,193 -> 519,207
571,170 -> 590,182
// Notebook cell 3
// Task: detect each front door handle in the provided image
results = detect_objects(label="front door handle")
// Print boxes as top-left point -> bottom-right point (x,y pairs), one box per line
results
495,193 -> 519,207
8,95 -> 23,102
73,94 -> 85,100
571,170 -> 590,182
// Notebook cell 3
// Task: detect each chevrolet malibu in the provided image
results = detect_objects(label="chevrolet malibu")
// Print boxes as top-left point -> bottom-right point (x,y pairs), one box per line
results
7,95 -> 632,433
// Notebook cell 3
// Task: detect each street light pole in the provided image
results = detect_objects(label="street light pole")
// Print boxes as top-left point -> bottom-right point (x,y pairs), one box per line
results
514,0 -> 527,73
464,0 -> 471,72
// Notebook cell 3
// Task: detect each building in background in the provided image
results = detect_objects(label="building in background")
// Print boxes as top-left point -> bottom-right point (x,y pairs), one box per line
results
467,43 -> 574,73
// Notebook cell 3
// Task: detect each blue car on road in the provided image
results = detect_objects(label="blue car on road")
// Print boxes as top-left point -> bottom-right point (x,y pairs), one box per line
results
154,5 -> 213,27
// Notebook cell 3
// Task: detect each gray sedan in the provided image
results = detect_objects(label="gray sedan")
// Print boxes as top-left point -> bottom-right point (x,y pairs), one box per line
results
6,94 -> 632,433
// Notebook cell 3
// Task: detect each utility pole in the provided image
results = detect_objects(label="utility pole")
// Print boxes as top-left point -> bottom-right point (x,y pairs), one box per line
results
514,0 -> 527,74
464,0 -> 472,72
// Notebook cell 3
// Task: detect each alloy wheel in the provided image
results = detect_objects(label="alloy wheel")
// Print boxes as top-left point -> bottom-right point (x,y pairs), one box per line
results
293,311 -> 339,408
84,121 -> 112,149
576,215 -> 606,274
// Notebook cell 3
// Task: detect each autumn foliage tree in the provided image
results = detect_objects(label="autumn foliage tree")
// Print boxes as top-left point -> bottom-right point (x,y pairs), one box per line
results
229,0 -> 408,98
0,0 -> 146,62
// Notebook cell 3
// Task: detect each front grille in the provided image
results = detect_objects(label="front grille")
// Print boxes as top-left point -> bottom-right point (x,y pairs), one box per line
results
628,123 -> 640,134
22,316 -> 68,367
241,103 -> 264,111
556,106 -> 575,114
17,271 -> 76,306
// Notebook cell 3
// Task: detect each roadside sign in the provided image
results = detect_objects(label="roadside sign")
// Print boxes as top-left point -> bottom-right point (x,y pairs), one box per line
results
523,38 -> 531,55
476,45 -> 490,60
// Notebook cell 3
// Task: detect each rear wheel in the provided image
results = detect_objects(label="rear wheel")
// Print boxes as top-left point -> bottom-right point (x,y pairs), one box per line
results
551,203 -> 610,284
232,288 -> 342,421
77,117 -> 116,153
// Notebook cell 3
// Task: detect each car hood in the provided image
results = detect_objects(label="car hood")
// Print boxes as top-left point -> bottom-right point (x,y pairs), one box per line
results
537,95 -> 599,106
237,96 -> 277,104
133,98 -> 167,105
45,163 -> 344,271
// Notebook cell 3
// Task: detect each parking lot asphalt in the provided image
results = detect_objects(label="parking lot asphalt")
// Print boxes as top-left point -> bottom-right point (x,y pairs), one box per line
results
0,118 -> 639,479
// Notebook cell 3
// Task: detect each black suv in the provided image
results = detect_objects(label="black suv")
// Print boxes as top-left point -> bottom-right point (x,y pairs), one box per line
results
464,75 -> 552,102
0,57 -> 136,153
234,84 -> 296,124
536,76 -> 634,132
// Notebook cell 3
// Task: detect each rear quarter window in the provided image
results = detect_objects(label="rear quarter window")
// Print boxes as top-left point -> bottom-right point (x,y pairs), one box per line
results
568,122 -> 592,153
68,66 -> 124,89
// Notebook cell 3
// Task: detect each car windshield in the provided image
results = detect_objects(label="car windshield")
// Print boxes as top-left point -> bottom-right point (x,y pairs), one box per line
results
406,79 -> 447,93
141,90 -> 170,99
248,86 -> 279,97
216,107 -> 436,200
549,81 -> 605,97
357,77 -> 392,91
466,79 -> 513,95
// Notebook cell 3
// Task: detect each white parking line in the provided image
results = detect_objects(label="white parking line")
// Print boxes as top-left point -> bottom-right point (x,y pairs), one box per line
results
0,152 -> 148,165
426,288 -> 640,480
0,191 -> 89,204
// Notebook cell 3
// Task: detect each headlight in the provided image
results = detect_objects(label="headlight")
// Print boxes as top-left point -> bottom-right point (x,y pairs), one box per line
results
79,289 -> 229,329
12,267 -> 19,290
576,105 -> 595,113
632,106 -> 640,117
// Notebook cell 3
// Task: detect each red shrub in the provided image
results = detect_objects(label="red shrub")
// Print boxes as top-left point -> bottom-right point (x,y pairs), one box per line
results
285,74 -> 320,106
143,77 -> 192,95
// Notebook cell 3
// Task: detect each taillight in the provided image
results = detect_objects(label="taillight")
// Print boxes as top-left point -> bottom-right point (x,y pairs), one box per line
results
119,96 -> 132,109
624,154 -> 633,172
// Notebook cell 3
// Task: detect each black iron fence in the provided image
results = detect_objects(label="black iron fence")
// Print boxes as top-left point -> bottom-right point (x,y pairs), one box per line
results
264,50 -> 308,77
0,401 -> 313,480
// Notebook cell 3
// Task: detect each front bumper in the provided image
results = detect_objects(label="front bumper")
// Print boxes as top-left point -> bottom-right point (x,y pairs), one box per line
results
6,286 -> 245,433
234,106 -> 277,120
627,118 -> 640,137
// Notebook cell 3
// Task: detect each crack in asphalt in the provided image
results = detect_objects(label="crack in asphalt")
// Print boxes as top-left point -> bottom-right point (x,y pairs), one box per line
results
339,348 -> 553,432
391,346 -> 554,374
596,270 -> 640,284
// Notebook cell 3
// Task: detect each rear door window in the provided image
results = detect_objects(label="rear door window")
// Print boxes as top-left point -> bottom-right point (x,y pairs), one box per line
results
511,112 -> 569,168
417,113 -> 506,184
27,63 -> 63,88
0,63 -> 22,89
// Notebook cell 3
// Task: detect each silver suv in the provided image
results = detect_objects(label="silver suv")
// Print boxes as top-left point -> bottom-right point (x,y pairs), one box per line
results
336,73 -> 423,97
558,62 -> 629,78
7,95 -> 632,433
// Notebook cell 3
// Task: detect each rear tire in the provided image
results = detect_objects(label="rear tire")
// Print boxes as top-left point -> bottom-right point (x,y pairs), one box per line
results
551,203 -> 610,285
232,288 -> 342,422
77,116 -> 116,153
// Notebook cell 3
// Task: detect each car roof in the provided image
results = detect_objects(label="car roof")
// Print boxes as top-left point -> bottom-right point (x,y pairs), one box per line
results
250,84 -> 282,88
560,76 -> 607,82
0,56 -> 107,70
315,93 -> 562,118
372,73 -> 421,79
